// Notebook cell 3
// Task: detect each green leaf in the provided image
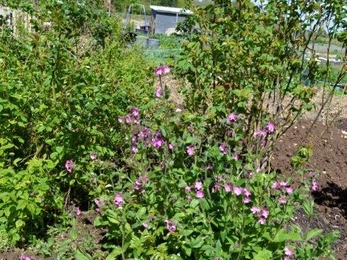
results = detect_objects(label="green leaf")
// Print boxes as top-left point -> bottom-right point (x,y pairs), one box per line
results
253,249 -> 272,260
306,229 -> 323,241
262,232 -> 272,241
75,249 -> 92,260
17,199 -> 28,210
50,152 -> 58,160
125,222 -> 132,234
182,229 -> 193,237
273,229 -> 301,242
26,202 -> 37,216
136,207 -> 146,218
106,247 -> 123,260
200,198 -> 210,210
94,216 -> 103,226
159,126 -> 167,138
183,245 -> 192,256
106,210 -> 120,224
70,227 -> 77,240
302,200 -> 314,216
190,199 -> 200,208
15,219 -> 25,229
191,236 -> 204,248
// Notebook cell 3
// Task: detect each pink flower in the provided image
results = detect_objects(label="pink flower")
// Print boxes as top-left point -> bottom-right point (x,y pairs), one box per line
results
252,206 -> 269,224
213,183 -> 221,192
134,176 -> 150,191
243,188 -> 251,197
168,224 -> 176,232
233,186 -> 243,196
134,179 -> 142,190
253,129 -> 267,138
258,217 -> 266,225
280,181 -> 288,187
156,85 -> 162,97
131,145 -> 138,153
131,107 -> 139,117
278,197 -> 287,204
155,65 -> 171,76
118,117 -> 124,123
90,152 -> 97,160
243,196 -> 251,203
266,121 -> 275,133
232,153 -> 240,160
75,207 -> 81,216
163,66 -> 171,74
185,186 -> 191,192
165,219 -> 176,232
196,190 -> 204,198
226,113 -> 237,123
284,247 -> 295,259
311,180 -> 319,191
186,145 -> 195,156
219,143 -> 228,154
152,137 -> 164,148
261,208 -> 269,218
169,143 -> 174,150
224,184 -> 232,193
194,181 -> 203,190
94,199 -> 101,208
132,135 -> 138,143
271,181 -> 281,189
152,131 -> 165,149
20,254 -> 32,260
113,193 -> 124,208
139,128 -> 149,138
251,206 -> 261,214
134,118 -> 140,125
125,115 -> 132,123
143,223 -> 149,229
285,186 -> 294,194
65,159 -> 73,173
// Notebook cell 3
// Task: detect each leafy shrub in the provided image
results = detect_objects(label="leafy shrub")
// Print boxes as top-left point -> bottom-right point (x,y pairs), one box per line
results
91,0 -> 345,258
92,67 -> 337,259
0,0 -> 345,258
0,0 -> 155,244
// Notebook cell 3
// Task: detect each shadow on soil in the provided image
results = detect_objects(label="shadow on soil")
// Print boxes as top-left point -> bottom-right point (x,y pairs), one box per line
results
312,182 -> 347,218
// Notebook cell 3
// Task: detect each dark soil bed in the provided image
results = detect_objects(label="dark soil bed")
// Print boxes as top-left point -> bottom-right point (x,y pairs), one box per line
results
272,119 -> 347,260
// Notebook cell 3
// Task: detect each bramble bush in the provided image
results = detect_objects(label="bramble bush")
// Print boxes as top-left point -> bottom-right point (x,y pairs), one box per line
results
0,0 -> 154,245
0,0 -> 346,258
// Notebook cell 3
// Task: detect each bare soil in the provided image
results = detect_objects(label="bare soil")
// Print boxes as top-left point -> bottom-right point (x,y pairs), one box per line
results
271,88 -> 347,260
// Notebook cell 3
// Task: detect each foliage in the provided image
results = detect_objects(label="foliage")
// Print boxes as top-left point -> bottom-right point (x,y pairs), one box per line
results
0,0 -> 154,245
0,0 -> 345,258
92,0 -> 344,259
154,34 -> 182,50
93,68 -> 337,259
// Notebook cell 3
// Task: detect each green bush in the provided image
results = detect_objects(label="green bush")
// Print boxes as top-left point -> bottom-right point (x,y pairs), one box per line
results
0,0 -> 345,258
0,0 -> 154,244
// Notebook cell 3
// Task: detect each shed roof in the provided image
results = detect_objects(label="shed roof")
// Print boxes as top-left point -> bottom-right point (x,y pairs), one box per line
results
150,5 -> 193,15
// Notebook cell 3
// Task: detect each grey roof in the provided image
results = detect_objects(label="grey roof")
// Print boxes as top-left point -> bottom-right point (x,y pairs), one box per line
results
150,5 -> 193,15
